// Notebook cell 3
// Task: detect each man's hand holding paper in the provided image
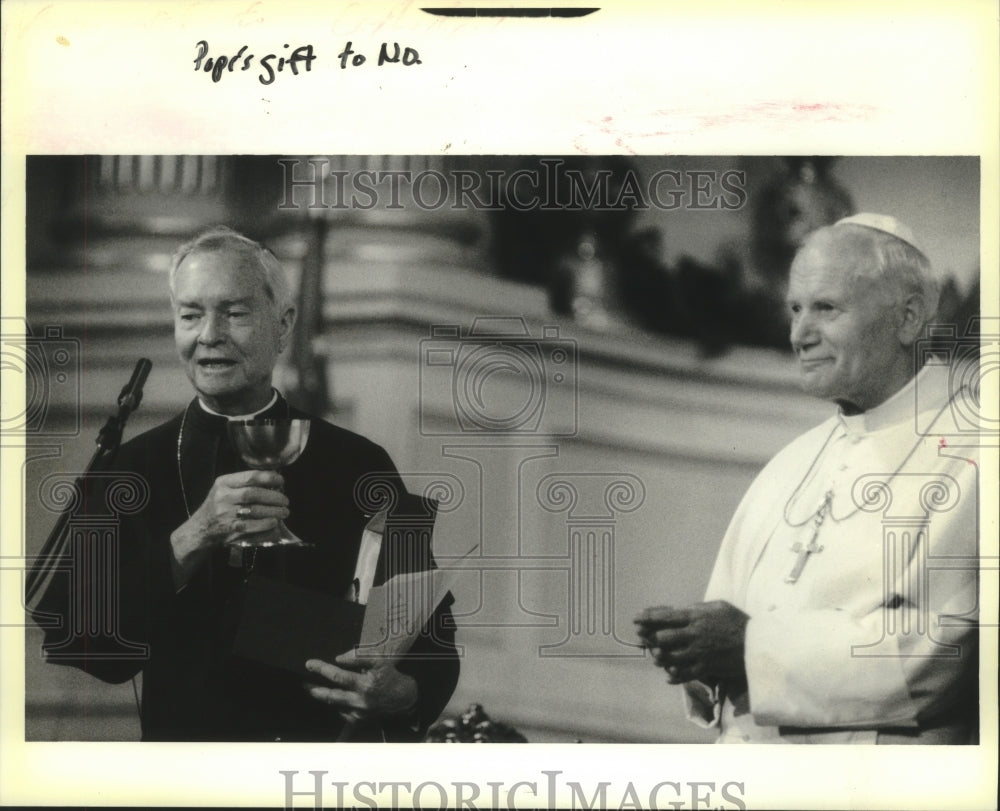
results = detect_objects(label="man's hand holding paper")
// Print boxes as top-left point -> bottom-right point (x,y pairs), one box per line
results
301,547 -> 463,732
304,654 -> 418,723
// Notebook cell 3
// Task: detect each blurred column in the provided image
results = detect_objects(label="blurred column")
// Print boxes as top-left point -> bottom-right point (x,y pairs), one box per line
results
277,155 -> 490,421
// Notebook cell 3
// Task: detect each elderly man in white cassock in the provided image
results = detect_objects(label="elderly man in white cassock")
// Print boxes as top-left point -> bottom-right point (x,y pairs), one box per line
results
636,213 -> 980,744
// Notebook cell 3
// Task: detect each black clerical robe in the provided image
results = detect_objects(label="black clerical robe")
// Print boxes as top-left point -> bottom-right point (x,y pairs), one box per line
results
33,395 -> 459,741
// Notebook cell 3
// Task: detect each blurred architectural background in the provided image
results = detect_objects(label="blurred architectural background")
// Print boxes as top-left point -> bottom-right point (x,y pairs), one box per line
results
16,155 -> 980,742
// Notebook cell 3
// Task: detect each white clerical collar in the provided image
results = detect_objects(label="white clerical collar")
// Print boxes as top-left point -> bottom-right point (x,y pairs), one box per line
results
838,363 -> 949,436
198,390 -> 279,420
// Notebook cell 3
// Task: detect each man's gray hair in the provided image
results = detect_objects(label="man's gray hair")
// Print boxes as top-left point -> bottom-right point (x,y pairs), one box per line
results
818,220 -> 940,322
169,226 -> 294,313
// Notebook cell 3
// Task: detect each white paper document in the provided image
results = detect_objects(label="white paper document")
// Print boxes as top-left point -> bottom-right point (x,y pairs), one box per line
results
356,567 -> 455,661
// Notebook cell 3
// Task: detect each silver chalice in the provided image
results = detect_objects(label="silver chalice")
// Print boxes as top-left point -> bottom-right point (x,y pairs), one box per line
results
227,418 -> 311,547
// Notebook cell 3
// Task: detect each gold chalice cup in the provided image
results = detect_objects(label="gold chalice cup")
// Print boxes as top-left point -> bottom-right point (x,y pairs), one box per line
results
227,418 -> 311,547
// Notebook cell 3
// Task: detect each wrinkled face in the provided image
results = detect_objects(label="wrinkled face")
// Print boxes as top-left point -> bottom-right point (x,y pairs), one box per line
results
786,232 -> 909,414
172,249 -> 294,415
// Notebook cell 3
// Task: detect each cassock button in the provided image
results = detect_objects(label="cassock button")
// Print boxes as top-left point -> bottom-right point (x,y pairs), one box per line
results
741,734 -> 751,742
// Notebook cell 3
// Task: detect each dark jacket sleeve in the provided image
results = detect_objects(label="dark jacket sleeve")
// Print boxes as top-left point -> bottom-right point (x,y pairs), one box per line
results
358,443 -> 461,741
30,431 -> 177,684
389,594 -> 460,740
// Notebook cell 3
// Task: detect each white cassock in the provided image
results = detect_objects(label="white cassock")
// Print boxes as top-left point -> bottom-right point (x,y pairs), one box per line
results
685,361 -> 981,743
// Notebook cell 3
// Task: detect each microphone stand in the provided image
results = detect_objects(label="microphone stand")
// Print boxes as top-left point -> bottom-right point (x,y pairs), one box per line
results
25,359 -> 152,606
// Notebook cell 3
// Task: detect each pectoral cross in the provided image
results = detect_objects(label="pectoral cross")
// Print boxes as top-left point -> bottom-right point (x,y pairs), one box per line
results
785,490 -> 833,584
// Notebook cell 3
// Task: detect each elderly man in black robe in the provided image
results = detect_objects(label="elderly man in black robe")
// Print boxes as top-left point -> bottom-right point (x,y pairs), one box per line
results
33,227 -> 459,741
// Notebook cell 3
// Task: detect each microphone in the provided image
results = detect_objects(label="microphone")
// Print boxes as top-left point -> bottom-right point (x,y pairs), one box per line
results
117,358 -> 153,418
95,358 -> 152,455
27,358 -> 153,604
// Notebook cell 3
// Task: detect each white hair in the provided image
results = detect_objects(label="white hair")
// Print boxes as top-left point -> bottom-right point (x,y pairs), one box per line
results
169,226 -> 293,313
806,222 -> 940,322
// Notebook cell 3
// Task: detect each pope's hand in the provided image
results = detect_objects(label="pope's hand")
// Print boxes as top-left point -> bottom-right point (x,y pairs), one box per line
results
634,600 -> 749,684
304,652 -> 418,725
169,470 -> 289,586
